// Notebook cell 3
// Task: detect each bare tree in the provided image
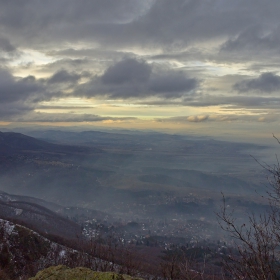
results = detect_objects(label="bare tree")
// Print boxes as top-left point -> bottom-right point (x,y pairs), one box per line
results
217,136 -> 280,279
218,195 -> 279,279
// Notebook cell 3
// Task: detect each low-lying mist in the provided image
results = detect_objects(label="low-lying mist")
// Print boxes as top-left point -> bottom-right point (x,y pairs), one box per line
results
0,129 -> 276,244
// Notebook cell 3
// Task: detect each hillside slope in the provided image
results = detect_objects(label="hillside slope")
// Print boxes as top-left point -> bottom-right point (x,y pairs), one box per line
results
0,199 -> 81,239
0,219 -> 86,279
0,219 -> 146,280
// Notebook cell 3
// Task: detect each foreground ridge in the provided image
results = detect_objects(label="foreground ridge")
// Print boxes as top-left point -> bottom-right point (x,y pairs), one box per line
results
29,265 -> 143,280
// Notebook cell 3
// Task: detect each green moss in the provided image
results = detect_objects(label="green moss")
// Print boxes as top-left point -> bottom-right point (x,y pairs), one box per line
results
29,265 -> 143,280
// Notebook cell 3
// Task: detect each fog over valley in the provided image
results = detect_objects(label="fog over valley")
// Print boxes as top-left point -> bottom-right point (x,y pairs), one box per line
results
0,129 -> 272,232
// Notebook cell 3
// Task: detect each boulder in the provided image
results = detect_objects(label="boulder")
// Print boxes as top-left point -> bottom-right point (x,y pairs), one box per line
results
29,265 -> 143,280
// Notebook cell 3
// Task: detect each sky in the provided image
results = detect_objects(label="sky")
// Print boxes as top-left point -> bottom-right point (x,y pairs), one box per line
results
1,0 -> 280,142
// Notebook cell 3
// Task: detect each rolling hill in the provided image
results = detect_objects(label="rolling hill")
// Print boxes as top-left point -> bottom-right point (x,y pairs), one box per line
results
0,131 -> 102,155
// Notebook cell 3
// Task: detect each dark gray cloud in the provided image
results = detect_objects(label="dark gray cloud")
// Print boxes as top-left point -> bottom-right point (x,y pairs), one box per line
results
234,73 -> 280,93
149,71 -> 197,94
0,68 -> 63,119
220,25 -> 280,54
47,69 -> 89,84
78,0 -> 280,50
0,101 -> 33,119
101,58 -> 151,85
75,58 -> 198,99
0,37 -> 16,53
0,1 -> 280,73
0,69 -> 41,103
1,0 -> 280,50
0,0 -> 151,48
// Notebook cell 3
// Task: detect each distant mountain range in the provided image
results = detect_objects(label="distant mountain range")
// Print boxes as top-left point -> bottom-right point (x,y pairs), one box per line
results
0,131 -> 102,155
0,130 -> 265,211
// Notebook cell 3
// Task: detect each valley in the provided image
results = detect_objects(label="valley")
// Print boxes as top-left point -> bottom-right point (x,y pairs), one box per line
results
0,129 -> 275,279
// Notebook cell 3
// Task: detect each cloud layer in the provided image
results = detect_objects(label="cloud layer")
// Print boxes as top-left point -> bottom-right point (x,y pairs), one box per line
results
234,73 -> 280,93
75,58 -> 198,99
1,1 -> 280,127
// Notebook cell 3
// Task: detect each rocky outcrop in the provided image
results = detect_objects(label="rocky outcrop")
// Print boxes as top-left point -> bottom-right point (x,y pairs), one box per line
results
29,265 -> 143,280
